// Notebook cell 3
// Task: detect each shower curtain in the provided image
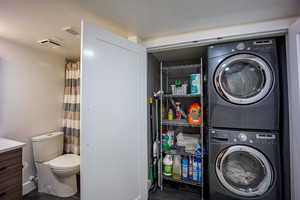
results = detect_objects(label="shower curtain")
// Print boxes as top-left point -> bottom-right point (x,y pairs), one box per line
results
63,59 -> 80,155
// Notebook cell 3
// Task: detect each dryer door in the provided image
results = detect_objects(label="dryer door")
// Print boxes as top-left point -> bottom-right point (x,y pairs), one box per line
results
216,145 -> 273,197
214,54 -> 273,104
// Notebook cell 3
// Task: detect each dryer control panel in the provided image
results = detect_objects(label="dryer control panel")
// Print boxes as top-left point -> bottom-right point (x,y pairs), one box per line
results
208,38 -> 275,58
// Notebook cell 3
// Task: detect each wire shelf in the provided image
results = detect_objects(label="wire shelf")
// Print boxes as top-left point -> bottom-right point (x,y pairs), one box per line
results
163,175 -> 202,187
162,119 -> 202,128
162,64 -> 201,71
163,94 -> 201,98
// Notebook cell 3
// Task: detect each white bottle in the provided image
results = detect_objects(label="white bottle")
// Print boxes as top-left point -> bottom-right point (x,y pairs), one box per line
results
168,130 -> 175,147
163,155 -> 173,176
172,155 -> 181,179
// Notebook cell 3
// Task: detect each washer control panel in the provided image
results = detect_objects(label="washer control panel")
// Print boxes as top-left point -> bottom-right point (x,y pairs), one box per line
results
238,133 -> 248,142
210,129 -> 277,145
236,42 -> 246,50
255,134 -> 276,144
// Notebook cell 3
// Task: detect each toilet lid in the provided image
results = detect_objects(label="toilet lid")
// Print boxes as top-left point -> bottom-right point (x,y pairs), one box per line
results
46,154 -> 80,170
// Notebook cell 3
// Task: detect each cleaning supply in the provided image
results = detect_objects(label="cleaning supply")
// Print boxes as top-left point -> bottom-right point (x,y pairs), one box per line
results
168,108 -> 173,120
176,133 -> 200,152
189,156 -> 193,179
182,82 -> 188,95
171,81 -> 188,95
190,74 -> 201,94
163,130 -> 174,149
172,155 -> 181,179
181,156 -> 189,180
194,144 -> 202,156
162,104 -> 165,120
168,130 -> 175,147
175,80 -> 181,89
175,102 -> 181,119
193,156 -> 202,182
162,131 -> 170,150
163,155 -> 173,176
169,99 -> 187,119
187,103 -> 202,125
192,144 -> 202,182
171,84 -> 176,95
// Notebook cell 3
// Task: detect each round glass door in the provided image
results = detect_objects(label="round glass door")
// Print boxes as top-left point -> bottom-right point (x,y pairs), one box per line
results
214,54 -> 273,104
216,145 -> 273,197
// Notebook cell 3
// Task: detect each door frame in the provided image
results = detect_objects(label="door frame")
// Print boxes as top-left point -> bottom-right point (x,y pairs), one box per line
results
145,26 -> 294,200
146,30 -> 287,53
287,19 -> 300,200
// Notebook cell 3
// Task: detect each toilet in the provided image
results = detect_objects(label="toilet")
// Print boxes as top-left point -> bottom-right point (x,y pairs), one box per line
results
32,131 -> 80,197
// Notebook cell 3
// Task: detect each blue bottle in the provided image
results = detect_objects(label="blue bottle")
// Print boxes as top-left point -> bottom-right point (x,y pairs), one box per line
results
193,156 -> 202,182
189,156 -> 193,179
181,157 -> 189,180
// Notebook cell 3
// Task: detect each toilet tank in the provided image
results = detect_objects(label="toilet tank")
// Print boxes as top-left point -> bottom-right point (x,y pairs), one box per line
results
32,131 -> 64,163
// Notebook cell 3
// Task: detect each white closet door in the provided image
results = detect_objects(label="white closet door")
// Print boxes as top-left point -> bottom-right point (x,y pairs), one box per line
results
288,18 -> 300,200
81,21 -> 148,200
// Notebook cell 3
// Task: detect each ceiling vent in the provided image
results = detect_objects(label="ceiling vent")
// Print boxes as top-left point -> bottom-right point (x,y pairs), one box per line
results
37,38 -> 63,49
62,26 -> 80,36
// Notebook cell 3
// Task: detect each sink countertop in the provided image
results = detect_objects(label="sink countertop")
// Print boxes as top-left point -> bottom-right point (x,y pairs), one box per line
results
0,138 -> 26,154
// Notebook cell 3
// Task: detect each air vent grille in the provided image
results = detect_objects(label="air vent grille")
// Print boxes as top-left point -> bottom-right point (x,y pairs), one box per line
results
62,26 -> 80,36
37,39 -> 62,49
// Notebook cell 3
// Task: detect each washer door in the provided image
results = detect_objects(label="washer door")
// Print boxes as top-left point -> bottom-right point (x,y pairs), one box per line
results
216,145 -> 273,197
214,54 -> 273,104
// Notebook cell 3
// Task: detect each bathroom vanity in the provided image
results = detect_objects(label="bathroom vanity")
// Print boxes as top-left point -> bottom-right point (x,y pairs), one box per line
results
0,138 -> 25,200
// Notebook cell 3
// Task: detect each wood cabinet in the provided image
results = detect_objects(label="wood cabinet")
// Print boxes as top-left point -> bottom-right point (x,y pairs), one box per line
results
0,148 -> 23,200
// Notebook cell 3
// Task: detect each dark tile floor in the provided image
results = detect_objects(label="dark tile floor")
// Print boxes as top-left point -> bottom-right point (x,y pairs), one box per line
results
23,190 -> 80,200
149,189 -> 200,200
24,183 -> 200,200
24,188 -> 200,200
149,183 -> 201,200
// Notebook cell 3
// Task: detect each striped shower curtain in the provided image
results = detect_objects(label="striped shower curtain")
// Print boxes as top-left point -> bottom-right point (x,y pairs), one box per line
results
63,60 -> 80,155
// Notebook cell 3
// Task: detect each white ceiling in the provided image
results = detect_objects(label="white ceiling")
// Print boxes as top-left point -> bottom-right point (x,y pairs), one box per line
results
1,0 -> 299,58
0,0 -> 128,58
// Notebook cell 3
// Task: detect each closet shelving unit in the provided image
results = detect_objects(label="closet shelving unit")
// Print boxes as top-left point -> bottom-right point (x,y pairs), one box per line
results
163,94 -> 202,98
161,119 -> 203,128
159,60 -> 204,199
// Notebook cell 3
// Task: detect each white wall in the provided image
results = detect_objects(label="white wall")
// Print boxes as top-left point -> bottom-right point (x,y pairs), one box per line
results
0,38 -> 65,194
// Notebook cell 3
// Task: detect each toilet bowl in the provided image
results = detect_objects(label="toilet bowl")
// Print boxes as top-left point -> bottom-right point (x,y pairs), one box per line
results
47,154 -> 80,177
32,132 -> 80,197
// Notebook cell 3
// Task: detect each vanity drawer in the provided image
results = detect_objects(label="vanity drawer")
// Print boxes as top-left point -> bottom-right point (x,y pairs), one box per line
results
0,182 -> 22,200
0,164 -> 22,182
0,174 -> 22,200
0,149 -> 22,200
0,148 -> 22,164
0,172 -> 22,191
0,149 -> 22,181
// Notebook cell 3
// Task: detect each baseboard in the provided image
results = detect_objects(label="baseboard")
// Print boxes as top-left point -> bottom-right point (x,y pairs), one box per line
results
23,181 -> 36,195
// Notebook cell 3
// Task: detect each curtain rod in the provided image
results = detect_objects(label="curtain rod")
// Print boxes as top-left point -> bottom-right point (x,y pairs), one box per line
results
65,57 -> 80,63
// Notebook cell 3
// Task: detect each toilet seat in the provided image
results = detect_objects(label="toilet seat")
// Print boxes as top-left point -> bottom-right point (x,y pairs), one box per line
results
45,154 -> 80,171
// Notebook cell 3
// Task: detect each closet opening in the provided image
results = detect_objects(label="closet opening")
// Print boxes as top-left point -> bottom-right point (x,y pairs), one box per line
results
147,46 -> 208,200
146,36 -> 290,200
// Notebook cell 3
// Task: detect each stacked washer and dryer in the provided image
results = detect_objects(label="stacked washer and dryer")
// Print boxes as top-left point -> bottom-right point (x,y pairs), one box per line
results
207,39 -> 282,200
